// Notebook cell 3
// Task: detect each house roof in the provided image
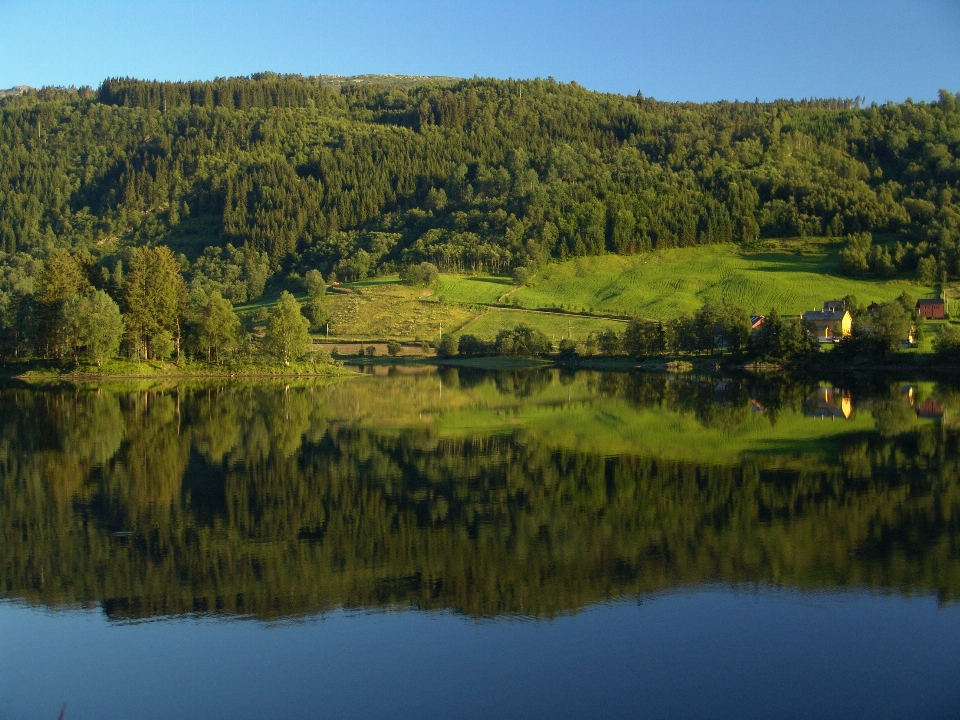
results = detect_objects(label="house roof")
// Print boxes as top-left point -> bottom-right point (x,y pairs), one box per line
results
802,310 -> 847,322
916,299 -> 944,307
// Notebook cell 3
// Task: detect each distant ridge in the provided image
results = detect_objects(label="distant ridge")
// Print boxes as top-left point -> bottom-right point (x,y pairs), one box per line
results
0,85 -> 31,98
316,74 -> 461,88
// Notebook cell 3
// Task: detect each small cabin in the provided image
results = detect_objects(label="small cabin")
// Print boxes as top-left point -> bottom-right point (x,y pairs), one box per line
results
802,302 -> 853,342
915,299 -> 945,319
750,315 -> 766,330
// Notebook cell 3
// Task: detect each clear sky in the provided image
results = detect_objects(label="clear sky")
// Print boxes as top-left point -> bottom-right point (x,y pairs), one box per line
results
2,0 -> 958,102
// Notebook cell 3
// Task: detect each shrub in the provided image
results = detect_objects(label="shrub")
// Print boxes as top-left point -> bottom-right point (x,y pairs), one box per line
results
438,334 -> 458,357
495,324 -> 551,356
558,338 -> 577,358
387,340 -> 402,356
458,334 -> 492,356
399,262 -> 439,287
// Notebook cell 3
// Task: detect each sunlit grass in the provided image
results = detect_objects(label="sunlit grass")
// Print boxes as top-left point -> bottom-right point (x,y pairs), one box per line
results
514,243 -> 935,319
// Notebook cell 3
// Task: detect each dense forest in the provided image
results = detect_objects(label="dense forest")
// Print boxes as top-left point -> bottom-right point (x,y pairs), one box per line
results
2,371 -> 959,620
1,74 -> 959,359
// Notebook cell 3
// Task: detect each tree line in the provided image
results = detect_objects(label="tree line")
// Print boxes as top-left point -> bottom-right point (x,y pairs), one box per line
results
9,244 -> 324,365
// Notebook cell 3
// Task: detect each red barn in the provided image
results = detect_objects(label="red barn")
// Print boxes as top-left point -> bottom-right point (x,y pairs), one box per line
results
915,299 -> 945,319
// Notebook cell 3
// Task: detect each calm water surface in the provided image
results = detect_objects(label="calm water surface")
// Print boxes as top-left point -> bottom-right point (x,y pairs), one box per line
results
1,368 -> 959,719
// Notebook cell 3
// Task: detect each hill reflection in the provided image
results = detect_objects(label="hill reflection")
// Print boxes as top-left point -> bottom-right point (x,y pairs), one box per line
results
2,370 -> 959,620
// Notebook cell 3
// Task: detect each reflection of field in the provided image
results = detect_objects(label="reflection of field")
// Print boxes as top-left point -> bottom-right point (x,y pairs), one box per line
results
317,370 -> 891,465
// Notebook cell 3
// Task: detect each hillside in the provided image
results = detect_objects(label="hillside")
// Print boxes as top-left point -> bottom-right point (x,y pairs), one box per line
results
251,238 -> 934,344
0,74 -> 958,360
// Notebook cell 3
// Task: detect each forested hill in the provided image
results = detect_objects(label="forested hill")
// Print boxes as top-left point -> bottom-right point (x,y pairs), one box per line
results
1,74 -> 959,302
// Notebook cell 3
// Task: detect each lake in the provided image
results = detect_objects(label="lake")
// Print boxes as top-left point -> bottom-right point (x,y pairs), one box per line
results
2,368 -> 959,719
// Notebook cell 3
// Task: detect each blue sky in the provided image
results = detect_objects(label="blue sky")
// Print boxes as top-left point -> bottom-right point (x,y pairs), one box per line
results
2,0 -> 958,102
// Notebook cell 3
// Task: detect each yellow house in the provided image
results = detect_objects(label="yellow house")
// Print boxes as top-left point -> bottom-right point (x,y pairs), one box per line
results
802,304 -> 853,342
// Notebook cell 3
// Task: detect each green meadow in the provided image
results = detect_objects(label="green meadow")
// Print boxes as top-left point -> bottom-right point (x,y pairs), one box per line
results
514,242 -> 936,319
235,239 -> 944,344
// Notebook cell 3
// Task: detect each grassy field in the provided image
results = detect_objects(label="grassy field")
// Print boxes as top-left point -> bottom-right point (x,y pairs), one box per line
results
435,275 -> 513,304
514,241 -> 936,319
234,238 -> 946,343
325,283 -> 476,340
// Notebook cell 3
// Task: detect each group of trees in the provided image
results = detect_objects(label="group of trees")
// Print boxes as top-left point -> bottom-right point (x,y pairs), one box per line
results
1,242 -> 324,366
438,303 -> 817,363
1,76 -> 958,322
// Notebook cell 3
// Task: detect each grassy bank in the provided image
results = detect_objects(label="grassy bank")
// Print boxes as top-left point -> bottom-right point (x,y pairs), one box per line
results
8,358 -> 347,383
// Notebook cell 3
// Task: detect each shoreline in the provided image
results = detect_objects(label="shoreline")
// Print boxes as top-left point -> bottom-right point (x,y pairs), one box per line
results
4,353 -> 958,384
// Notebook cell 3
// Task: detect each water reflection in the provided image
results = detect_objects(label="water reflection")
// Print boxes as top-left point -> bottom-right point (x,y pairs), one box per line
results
1,370 -> 959,621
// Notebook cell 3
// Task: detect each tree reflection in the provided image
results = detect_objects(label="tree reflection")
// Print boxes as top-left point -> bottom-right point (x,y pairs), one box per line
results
1,370 -> 959,621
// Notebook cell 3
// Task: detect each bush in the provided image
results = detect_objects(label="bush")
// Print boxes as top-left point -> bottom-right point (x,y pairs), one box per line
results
495,324 -> 551,356
458,334 -> 492,356
399,262 -> 439,287
437,334 -> 458,357
387,340 -> 402,356
365,345 -> 377,356
934,324 -> 960,357
558,338 -> 577,359
511,266 -> 531,286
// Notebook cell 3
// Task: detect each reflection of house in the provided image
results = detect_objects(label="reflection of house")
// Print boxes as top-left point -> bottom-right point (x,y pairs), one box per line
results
916,398 -> 944,419
802,302 -> 853,342
915,299 -> 945,319
806,387 -> 853,420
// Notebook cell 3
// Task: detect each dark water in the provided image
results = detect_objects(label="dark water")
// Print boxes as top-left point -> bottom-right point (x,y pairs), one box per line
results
2,369 -> 959,719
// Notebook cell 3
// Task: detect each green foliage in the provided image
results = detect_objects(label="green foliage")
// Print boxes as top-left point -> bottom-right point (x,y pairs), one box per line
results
934,323 -> 960,357
511,246 -> 934,320
124,246 -> 187,359
400,262 -> 440,287
386,340 -> 402,356
438,333 -> 458,357
495,324 -> 552,356
839,297 -> 915,356
194,291 -> 243,363
624,319 -> 667,358
264,291 -> 311,365
189,243 -> 270,304
303,268 -> 329,331
2,76 -> 959,366
749,309 -> 817,362
3,76 -> 958,284
61,289 -> 125,366
34,250 -> 91,358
